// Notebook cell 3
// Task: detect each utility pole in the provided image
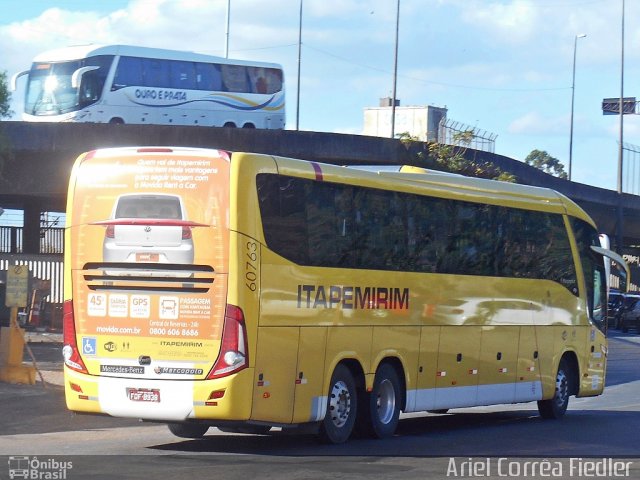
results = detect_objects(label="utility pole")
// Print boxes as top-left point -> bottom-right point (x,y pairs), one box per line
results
617,0 -> 625,253
390,0 -> 400,138
224,0 -> 230,58
568,34 -> 586,181
296,0 -> 303,130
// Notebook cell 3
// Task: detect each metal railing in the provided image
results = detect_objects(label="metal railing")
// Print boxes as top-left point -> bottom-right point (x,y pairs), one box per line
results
0,226 -> 64,254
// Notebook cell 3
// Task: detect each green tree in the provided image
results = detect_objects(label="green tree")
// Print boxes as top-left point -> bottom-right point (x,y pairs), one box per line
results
0,70 -> 13,119
524,149 -> 568,179
398,131 -> 517,183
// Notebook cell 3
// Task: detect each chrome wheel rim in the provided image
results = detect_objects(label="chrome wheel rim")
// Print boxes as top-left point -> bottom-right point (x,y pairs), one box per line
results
555,369 -> 568,408
376,378 -> 396,425
328,380 -> 351,428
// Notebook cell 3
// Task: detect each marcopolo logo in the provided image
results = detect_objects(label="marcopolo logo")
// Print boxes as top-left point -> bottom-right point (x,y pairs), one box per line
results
8,456 -> 73,479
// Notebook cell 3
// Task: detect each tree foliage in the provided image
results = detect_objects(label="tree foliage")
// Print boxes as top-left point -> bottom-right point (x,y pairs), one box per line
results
524,149 -> 567,179
0,71 -> 13,119
398,131 -> 517,183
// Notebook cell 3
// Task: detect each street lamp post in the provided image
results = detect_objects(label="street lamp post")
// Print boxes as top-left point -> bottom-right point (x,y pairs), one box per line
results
296,0 -> 303,131
390,0 -> 400,138
615,0 -> 625,254
568,33 -> 586,181
224,0 -> 230,58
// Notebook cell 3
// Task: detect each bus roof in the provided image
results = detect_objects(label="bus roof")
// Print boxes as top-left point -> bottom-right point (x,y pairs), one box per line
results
31,44 -> 283,70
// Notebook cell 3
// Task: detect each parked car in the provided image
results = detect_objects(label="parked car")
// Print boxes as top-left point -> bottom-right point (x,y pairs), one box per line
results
620,294 -> 640,333
102,193 -> 195,264
608,290 -> 624,328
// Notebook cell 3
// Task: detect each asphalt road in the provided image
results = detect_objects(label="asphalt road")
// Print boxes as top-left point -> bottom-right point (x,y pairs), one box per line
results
1,330 -> 639,479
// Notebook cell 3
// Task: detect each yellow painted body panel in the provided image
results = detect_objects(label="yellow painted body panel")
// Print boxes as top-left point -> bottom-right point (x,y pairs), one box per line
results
477,326 -> 519,403
292,327 -> 328,423
370,325 -> 420,391
516,326 -> 543,396
251,326 -> 299,423
581,327 -> 607,396
434,326 -> 482,407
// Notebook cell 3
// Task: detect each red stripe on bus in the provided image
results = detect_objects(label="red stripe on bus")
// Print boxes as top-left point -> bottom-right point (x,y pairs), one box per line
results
311,162 -> 323,181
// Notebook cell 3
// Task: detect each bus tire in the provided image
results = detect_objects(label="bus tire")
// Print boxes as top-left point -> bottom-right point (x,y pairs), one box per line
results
537,358 -> 571,419
367,363 -> 401,439
223,122 -> 236,128
319,364 -> 357,444
242,123 -> 256,129
167,422 -> 209,439
108,117 -> 124,124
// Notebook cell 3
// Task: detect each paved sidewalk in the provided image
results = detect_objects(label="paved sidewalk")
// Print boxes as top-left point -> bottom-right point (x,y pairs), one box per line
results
24,330 -> 63,344
23,330 -> 64,387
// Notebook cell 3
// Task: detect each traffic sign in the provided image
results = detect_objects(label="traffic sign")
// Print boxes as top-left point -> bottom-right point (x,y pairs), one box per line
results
5,265 -> 29,308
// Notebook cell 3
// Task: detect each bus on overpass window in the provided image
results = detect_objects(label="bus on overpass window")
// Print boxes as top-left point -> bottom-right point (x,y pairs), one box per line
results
12,44 -> 285,129
63,147 -> 627,444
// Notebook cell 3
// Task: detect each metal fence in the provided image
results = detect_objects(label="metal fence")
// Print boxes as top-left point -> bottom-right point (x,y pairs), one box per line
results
438,118 -> 497,154
0,253 -> 64,330
0,226 -> 64,254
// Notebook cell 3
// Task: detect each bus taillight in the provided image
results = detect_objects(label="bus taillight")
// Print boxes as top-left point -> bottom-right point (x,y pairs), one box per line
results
62,300 -> 88,374
207,304 -> 248,379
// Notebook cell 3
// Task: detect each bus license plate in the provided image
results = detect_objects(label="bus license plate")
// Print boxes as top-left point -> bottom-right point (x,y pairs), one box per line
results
136,253 -> 159,262
127,388 -> 160,403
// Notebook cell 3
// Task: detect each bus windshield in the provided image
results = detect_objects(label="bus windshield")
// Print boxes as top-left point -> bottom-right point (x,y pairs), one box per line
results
25,55 -> 113,116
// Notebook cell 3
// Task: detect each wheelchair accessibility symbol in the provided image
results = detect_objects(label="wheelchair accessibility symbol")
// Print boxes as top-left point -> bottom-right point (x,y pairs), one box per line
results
82,337 -> 97,356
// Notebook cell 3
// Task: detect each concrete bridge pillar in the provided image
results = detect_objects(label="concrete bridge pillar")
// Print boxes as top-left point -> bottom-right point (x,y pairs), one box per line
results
22,200 -> 42,254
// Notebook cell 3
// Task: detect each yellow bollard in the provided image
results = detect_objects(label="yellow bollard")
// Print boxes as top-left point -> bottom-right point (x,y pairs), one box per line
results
0,308 -> 36,385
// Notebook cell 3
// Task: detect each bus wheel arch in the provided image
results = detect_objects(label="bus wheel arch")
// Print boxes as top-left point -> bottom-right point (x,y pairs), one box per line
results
223,121 -> 236,128
242,122 -> 256,129
537,352 -> 578,420
356,358 -> 404,439
319,360 -> 363,444
108,117 -> 124,124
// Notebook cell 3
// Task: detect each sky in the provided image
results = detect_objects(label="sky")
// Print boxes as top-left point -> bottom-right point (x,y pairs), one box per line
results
1,0 -> 640,195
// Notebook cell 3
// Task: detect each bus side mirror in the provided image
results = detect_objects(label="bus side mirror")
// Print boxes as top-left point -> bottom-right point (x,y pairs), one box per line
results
71,66 -> 100,89
10,70 -> 29,91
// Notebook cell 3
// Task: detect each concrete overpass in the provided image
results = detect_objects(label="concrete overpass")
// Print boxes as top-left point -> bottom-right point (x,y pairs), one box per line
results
1,121 -> 639,254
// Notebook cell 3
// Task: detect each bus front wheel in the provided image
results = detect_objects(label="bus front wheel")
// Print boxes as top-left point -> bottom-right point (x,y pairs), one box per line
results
537,358 -> 571,419
167,422 -> 209,439
319,364 -> 357,444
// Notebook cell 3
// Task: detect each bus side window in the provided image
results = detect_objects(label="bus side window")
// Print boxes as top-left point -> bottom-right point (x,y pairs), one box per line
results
571,218 -> 608,331
112,56 -> 142,90
169,60 -> 196,90
195,63 -> 222,91
221,64 -> 249,93
247,67 -> 267,94
79,73 -> 99,104
143,58 -> 171,88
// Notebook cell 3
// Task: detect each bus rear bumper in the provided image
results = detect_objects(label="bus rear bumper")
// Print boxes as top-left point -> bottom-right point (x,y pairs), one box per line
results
64,367 -> 254,422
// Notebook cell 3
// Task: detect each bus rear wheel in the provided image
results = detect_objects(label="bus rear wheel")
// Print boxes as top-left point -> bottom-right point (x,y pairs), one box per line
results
366,363 -> 401,439
319,364 -> 357,444
167,422 -> 209,439
537,358 -> 571,419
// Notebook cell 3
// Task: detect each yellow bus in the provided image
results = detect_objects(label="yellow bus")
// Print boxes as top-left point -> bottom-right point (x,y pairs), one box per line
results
63,146 -> 626,444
